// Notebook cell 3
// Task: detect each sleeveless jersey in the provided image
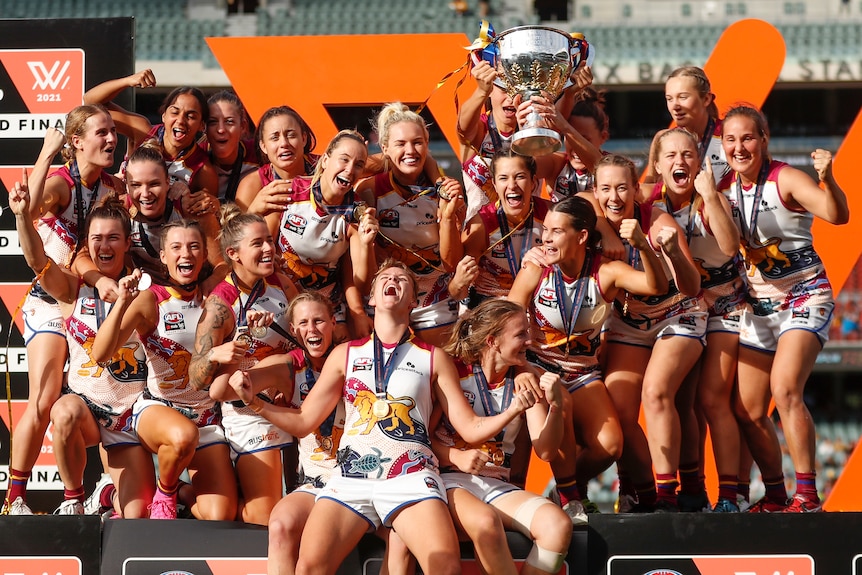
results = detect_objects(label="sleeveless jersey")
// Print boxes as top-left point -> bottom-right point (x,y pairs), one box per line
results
462,114 -> 513,219
701,119 -> 731,185
614,203 -> 703,327
212,273 -> 293,420
64,283 -> 148,431
143,124 -> 209,187
211,140 -> 258,202
141,285 -> 218,427
372,172 -> 455,317
256,155 -> 318,188
474,199 -> 548,299
339,335 -> 436,480
722,161 -> 832,313
276,176 -> 350,296
529,259 -> 611,384
288,349 -> 345,488
38,164 -> 120,268
129,200 -> 185,285
649,183 -> 746,317
551,164 -> 594,203
434,360 -> 523,482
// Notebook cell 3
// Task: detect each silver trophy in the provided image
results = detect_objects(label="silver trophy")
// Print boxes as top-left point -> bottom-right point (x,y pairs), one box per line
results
495,26 -> 578,156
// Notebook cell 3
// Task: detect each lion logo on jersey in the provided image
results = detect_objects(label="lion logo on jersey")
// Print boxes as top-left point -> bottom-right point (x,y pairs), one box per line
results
540,327 -> 597,356
160,350 -> 191,389
740,237 -> 791,276
78,339 -> 144,379
349,389 -> 416,436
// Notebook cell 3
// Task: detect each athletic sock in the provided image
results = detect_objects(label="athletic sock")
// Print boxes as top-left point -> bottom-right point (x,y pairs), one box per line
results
64,486 -> 85,501
7,468 -> 30,502
555,476 -> 579,507
678,463 -> 701,495
763,475 -> 788,504
718,474 -> 739,501
655,473 -> 678,503
795,472 -> 819,502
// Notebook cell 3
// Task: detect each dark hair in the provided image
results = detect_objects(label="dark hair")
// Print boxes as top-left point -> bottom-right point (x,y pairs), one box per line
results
208,89 -> 255,135
159,87 -> 209,125
723,104 -> 770,138
490,148 -> 537,179
84,193 -> 131,240
445,299 -> 527,364
667,66 -> 719,120
255,105 -> 317,163
550,195 -> 601,251
570,87 -> 609,134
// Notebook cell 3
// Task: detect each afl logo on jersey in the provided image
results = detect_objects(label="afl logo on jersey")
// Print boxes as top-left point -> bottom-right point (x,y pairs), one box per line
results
286,213 -> 308,235
80,297 -> 96,315
537,287 -> 558,309
163,311 -> 186,331
130,231 -> 142,245
379,209 -> 400,228
462,390 -> 476,405
352,357 -> 373,372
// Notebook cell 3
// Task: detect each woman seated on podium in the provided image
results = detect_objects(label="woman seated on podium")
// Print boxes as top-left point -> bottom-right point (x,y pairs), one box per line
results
434,299 -> 572,575
10,185 -> 153,517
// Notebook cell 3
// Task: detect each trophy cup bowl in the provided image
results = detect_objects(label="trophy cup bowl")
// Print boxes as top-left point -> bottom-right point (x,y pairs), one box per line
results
495,26 -> 575,156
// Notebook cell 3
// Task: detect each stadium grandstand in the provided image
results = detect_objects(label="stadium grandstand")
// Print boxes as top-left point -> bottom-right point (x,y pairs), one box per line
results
1,0 -> 860,507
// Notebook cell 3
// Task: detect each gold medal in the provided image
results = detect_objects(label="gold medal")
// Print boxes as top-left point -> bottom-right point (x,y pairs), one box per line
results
353,202 -> 367,223
372,399 -> 390,418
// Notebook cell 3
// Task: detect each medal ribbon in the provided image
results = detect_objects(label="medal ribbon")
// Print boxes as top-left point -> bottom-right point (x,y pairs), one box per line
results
136,200 -> 175,259
311,181 -> 355,220
472,364 -> 513,442
231,272 -> 266,328
662,185 -> 697,244
735,160 -> 772,246
220,142 -> 246,203
69,159 -> 100,251
372,329 -> 412,397
553,251 -> 593,355
699,117 -> 716,166
495,205 -> 534,277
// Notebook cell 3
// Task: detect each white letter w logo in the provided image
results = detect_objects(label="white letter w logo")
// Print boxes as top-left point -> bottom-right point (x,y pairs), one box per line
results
27,60 -> 71,90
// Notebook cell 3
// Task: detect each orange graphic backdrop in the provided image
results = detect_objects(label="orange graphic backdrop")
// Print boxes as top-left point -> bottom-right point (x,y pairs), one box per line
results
206,19 -> 862,510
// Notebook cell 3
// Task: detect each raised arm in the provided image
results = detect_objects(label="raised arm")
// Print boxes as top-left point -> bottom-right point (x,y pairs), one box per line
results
188,293 -> 242,390
458,60 -> 496,158
27,128 -> 67,220
226,343 -> 347,437
779,150 -> 849,225
83,70 -> 156,147
432,348 -> 535,444
90,273 -> 157,363
10,170 -> 78,303
507,261 -> 544,310
695,157 -> 740,258
650,211 -> 701,297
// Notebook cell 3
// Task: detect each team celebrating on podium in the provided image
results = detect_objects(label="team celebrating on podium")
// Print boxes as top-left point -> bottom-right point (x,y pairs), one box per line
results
1,23 -> 848,575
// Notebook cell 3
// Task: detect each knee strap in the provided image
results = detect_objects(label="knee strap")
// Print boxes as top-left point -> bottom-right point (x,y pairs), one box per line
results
511,497 -> 554,537
525,543 -> 566,574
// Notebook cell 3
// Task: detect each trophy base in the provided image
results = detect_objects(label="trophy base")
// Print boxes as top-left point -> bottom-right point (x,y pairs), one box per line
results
512,127 -> 561,157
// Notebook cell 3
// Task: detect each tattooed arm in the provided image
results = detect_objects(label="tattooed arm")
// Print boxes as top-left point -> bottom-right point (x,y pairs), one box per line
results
189,293 -> 243,390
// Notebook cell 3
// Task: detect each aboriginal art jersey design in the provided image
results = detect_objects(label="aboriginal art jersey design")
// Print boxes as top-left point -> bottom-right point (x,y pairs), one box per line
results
129,200 -> 185,285
721,161 -> 833,315
530,258 -> 612,385
211,273 -> 294,420
143,124 -> 209,186
64,283 -> 148,431
142,285 -> 219,427
276,176 -> 350,297
39,164 -> 120,268
435,360 -> 523,482
372,172 -> 455,320
287,349 -> 346,488
614,203 -> 704,327
474,199 -> 548,299
339,335 -> 436,480
649,182 -> 746,318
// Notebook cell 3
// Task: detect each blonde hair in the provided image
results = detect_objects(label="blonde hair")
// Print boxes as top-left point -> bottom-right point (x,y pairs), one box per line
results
667,66 -> 719,120
217,202 -> 267,262
310,129 -> 366,187
375,102 -> 429,153
62,104 -> 112,162
371,258 -> 418,301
